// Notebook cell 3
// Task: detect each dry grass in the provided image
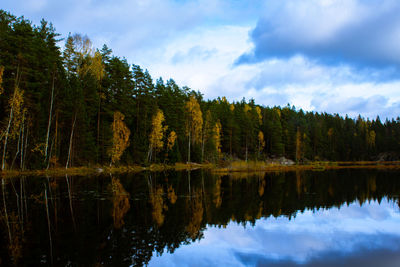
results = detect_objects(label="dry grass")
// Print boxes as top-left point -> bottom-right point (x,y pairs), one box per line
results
1,161 -> 399,178
212,160 -> 400,174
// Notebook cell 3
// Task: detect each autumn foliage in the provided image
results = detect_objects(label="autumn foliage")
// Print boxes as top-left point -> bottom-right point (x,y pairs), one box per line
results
110,111 -> 130,165
148,109 -> 167,162
111,178 -> 130,229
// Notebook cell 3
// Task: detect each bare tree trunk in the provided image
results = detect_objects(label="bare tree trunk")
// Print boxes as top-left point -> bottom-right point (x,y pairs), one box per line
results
230,130 -> 232,157
147,145 -> 152,163
22,125 -> 28,171
96,89 -> 101,163
201,134 -> 205,163
20,115 -> 24,169
2,100 -> 14,170
188,131 -> 191,163
245,137 -> 248,162
46,136 -> 55,170
66,113 -> 77,169
3,65 -> 21,170
10,125 -> 22,169
45,75 -> 55,163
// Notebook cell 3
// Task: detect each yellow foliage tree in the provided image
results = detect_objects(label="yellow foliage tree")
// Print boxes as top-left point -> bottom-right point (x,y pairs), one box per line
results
255,106 -> 262,124
244,103 -> 251,113
2,85 -> 24,170
148,109 -> 167,162
9,87 -> 24,138
201,110 -> 213,162
185,96 -> 203,162
295,128 -> 302,163
167,131 -> 177,151
258,131 -> 265,156
367,130 -> 376,148
165,130 -> 177,160
110,111 -> 130,165
213,120 -> 222,158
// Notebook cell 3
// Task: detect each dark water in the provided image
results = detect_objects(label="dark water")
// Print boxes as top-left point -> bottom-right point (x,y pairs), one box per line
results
1,169 -> 400,266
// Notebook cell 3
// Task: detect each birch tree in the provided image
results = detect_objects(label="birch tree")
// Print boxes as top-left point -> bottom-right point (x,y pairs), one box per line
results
2,83 -> 24,170
185,96 -> 203,163
109,111 -> 130,166
148,109 -> 167,162
214,120 -> 222,159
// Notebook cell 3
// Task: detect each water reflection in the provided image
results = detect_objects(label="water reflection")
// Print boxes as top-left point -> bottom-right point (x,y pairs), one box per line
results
0,169 -> 399,266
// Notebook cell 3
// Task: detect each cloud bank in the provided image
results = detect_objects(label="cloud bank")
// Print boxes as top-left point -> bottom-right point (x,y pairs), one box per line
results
237,0 -> 400,71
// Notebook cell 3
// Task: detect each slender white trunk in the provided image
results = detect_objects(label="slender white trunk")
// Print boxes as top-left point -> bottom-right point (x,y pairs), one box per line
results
147,145 -> 152,163
46,135 -> 55,170
66,113 -> 77,169
2,102 -> 14,170
45,75 -> 55,162
201,133 -> 205,163
188,131 -> 191,163
22,125 -> 28,170
10,125 -> 22,169
245,138 -> 248,162
3,65 -> 21,170
20,115 -> 24,169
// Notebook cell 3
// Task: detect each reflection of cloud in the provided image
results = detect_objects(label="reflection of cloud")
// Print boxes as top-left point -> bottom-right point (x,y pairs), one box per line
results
149,199 -> 400,266
235,246 -> 400,267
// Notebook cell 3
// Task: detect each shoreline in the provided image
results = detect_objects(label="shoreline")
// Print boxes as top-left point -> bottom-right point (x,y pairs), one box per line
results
1,161 -> 400,178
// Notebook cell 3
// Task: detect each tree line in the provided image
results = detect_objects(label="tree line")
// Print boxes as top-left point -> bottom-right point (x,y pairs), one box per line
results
1,10 -> 400,170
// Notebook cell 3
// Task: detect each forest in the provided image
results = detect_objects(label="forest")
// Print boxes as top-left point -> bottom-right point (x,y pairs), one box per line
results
1,10 -> 400,171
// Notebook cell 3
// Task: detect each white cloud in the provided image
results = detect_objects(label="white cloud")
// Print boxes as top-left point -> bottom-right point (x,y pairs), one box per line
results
238,0 -> 400,68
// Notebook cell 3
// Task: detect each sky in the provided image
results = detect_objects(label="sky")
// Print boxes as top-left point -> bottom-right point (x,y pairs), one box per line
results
3,0 -> 400,119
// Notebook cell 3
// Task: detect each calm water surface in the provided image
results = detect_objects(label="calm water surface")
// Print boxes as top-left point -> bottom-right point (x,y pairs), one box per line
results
1,169 -> 400,266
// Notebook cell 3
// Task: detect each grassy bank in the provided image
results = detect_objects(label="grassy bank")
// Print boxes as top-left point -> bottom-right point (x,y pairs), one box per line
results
1,161 -> 400,178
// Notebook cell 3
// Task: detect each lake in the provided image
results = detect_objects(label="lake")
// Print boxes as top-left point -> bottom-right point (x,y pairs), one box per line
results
1,169 -> 400,266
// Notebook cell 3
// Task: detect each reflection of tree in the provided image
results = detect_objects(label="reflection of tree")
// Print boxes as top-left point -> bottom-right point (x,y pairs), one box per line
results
167,185 -> 177,204
213,178 -> 222,208
258,178 -> 266,197
186,189 -> 203,239
2,170 -> 400,266
8,212 -> 23,265
149,185 -> 167,226
110,178 -> 130,229
296,171 -> 302,196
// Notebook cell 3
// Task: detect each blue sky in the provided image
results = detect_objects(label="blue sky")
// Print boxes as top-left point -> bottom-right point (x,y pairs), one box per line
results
3,0 -> 400,119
